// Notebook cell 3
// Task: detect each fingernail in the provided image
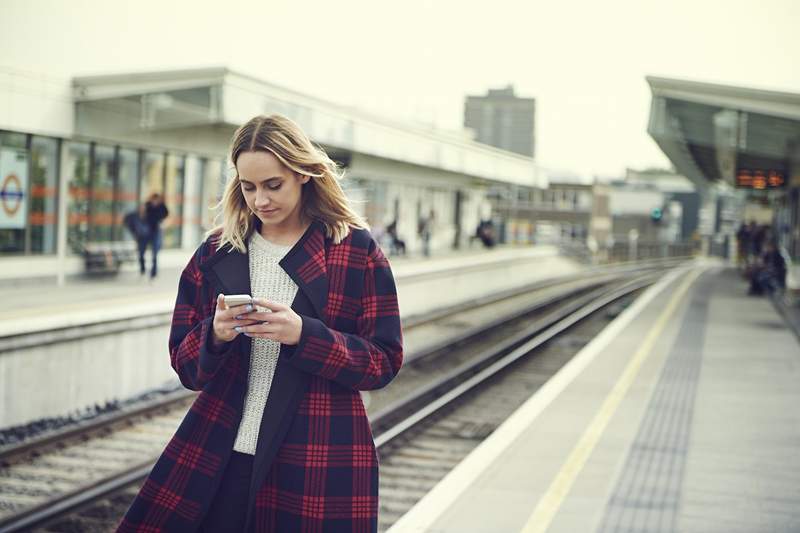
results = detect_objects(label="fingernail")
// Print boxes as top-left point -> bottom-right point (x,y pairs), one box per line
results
235,315 -> 242,320
234,326 -> 242,332
245,305 -> 254,312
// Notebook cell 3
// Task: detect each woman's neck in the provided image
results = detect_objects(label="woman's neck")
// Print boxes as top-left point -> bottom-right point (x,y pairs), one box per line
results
258,216 -> 312,246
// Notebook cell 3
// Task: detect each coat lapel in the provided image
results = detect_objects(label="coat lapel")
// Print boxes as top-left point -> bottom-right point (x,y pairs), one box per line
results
201,242 -> 252,296
200,242 -> 253,386
279,219 -> 329,321
202,220 -> 329,321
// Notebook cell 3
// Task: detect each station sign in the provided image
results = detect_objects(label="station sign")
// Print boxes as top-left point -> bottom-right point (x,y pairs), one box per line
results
735,169 -> 786,190
0,148 -> 28,229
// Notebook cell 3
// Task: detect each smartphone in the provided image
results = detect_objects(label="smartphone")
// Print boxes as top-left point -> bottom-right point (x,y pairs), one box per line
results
223,294 -> 253,308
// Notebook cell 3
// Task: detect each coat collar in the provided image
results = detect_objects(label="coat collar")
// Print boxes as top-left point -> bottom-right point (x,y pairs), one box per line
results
200,219 -> 329,321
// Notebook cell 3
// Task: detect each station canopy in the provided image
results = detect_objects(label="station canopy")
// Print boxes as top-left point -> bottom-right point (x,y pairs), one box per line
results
647,76 -> 800,192
73,67 -> 545,188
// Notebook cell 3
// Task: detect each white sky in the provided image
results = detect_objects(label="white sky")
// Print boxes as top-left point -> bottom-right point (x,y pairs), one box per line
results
2,0 -> 798,178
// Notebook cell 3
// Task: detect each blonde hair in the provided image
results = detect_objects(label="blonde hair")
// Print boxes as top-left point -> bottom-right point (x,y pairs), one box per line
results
208,115 -> 368,252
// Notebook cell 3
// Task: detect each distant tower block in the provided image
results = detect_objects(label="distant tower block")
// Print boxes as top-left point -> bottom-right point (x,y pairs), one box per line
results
464,85 -> 536,158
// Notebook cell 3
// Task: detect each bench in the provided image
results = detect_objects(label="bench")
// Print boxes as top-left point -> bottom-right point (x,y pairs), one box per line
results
82,241 -> 139,275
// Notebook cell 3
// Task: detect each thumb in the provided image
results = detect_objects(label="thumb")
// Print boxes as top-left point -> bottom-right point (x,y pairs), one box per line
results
216,293 -> 226,310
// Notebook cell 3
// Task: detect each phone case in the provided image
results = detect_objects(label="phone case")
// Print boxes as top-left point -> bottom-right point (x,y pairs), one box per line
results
224,294 -> 253,307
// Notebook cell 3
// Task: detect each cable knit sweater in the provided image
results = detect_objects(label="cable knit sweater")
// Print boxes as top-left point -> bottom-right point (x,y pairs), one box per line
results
232,231 -> 298,455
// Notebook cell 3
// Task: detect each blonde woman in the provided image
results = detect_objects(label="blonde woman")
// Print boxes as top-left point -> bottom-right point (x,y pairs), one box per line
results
119,115 -> 404,532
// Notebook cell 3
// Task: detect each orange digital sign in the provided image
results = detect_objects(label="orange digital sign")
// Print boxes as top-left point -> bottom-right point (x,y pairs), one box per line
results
736,169 -> 785,189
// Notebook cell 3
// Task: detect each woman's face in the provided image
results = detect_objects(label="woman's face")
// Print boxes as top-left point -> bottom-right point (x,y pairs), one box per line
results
236,150 -> 310,231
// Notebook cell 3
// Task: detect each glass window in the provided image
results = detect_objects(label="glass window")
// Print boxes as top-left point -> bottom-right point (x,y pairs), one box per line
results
67,142 -> 91,253
116,148 -> 140,241
141,151 -> 164,200
341,176 -> 368,219
559,190 -> 570,209
182,156 -> 202,246
90,144 -> 116,242
0,132 -> 28,254
29,136 -> 59,254
199,158 -> 225,233
163,153 -> 185,248
361,179 -> 387,227
0,131 -> 26,150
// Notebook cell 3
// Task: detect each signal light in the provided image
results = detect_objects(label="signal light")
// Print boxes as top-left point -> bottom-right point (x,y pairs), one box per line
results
651,207 -> 663,223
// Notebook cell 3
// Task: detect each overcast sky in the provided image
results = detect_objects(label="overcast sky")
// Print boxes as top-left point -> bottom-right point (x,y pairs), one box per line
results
2,0 -> 798,178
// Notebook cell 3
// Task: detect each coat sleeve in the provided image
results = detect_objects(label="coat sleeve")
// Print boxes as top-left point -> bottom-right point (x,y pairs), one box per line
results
287,238 -> 403,391
169,244 -> 239,391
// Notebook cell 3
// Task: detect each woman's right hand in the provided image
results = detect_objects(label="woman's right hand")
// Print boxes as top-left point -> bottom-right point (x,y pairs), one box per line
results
212,294 -> 254,346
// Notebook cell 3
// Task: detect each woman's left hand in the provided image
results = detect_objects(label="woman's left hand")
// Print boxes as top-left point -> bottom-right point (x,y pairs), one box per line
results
232,299 -> 303,345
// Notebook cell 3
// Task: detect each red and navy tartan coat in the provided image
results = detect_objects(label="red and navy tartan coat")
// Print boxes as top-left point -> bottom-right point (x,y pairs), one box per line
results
118,220 -> 403,532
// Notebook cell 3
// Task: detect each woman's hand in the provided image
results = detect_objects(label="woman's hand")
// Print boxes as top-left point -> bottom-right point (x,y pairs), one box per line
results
211,294 -> 259,346
232,299 -> 303,345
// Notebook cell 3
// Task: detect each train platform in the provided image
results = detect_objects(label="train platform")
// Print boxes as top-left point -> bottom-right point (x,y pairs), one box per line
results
0,244 -> 577,338
390,262 -> 800,533
1,241 -> 588,430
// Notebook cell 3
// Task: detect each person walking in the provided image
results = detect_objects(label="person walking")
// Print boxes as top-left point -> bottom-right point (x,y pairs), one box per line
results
118,114 -> 404,532
387,219 -> 406,256
123,204 -> 150,259
138,193 -> 168,279
418,209 -> 434,257
736,222 -> 751,269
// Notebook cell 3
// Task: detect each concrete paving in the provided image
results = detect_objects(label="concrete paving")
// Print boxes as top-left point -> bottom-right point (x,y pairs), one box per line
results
391,265 -> 800,533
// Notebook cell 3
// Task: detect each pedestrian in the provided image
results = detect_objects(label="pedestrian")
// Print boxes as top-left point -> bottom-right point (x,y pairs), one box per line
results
122,205 -> 150,250
118,114 -> 404,533
736,222 -> 750,269
418,209 -> 434,257
387,219 -> 406,256
751,222 -> 767,258
476,219 -> 496,248
749,241 -> 787,295
138,193 -> 168,279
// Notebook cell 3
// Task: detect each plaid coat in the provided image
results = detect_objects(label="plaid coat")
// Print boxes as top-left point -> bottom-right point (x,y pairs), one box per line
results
118,221 -> 403,532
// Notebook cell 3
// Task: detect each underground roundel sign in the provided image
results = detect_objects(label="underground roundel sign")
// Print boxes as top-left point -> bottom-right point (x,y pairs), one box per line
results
0,148 -> 28,229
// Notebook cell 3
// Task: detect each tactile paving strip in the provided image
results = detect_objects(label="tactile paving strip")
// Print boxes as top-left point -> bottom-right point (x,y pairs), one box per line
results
596,273 -> 714,533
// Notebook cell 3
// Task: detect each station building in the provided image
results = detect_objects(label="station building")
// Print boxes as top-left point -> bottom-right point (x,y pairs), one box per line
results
0,66 -> 545,284
497,168 -> 700,259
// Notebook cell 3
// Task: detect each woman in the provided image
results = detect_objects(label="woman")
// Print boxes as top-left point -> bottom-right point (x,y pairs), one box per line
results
118,115 -> 403,532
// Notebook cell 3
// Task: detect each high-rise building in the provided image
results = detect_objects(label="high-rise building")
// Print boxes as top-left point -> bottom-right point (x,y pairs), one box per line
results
464,85 -> 536,158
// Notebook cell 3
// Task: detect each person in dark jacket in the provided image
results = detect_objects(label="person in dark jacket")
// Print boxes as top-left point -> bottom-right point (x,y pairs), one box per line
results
139,193 -> 168,279
476,219 -> 496,248
386,219 -> 406,256
749,241 -> 787,295
118,114 -> 403,532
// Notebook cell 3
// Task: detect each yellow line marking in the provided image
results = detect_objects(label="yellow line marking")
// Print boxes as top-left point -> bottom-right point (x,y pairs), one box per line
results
519,267 -> 703,533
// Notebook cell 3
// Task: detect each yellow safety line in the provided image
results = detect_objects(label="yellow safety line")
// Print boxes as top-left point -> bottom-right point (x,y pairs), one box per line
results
519,267 -> 703,533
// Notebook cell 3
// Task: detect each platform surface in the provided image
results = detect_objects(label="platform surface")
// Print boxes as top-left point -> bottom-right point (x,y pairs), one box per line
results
390,264 -> 800,533
0,244 -> 570,337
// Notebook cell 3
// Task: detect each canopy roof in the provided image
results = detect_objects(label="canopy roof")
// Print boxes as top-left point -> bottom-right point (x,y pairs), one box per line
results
74,67 -> 544,187
647,76 -> 800,191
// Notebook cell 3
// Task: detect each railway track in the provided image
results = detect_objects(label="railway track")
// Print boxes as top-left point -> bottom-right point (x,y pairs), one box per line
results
0,265 -> 670,532
372,273 -> 657,531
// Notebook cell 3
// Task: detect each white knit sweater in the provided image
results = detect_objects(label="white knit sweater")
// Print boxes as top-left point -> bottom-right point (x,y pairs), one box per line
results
232,231 -> 298,455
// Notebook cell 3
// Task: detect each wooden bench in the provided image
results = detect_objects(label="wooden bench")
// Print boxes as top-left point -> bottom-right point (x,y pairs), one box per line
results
82,241 -> 139,275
